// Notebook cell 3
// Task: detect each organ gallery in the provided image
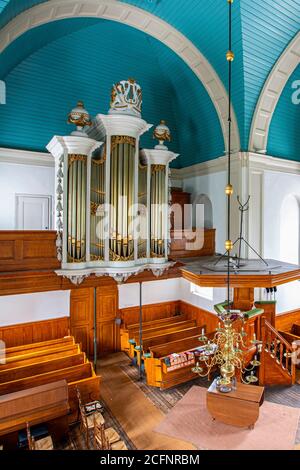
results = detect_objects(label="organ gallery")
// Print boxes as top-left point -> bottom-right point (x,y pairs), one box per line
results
0,0 -> 300,458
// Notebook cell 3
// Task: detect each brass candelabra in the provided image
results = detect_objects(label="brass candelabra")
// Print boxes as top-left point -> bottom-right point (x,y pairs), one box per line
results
192,311 -> 262,392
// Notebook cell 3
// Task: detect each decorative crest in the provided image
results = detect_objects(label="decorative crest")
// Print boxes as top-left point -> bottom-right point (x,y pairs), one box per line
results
109,79 -> 142,117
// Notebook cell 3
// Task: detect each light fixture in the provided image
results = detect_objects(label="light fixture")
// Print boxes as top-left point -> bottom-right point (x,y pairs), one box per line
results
192,0 -> 262,391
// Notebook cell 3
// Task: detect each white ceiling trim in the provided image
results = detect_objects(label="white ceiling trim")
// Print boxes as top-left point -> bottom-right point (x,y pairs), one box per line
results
0,0 -> 241,153
0,147 -> 54,167
171,152 -> 300,181
249,31 -> 300,154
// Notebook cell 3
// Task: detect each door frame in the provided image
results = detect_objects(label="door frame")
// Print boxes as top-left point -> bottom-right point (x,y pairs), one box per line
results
15,193 -> 53,230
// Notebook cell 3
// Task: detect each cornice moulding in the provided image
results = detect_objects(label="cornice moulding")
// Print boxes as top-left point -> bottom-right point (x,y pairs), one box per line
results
0,147 -> 54,167
171,152 -> 300,181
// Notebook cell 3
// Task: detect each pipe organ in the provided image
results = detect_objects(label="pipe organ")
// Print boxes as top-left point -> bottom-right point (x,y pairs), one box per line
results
47,80 -> 178,285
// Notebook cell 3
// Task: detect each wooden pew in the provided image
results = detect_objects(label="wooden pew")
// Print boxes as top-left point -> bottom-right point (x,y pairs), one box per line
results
145,335 -> 208,389
0,362 -> 100,423
120,314 -> 186,351
149,336 -> 202,359
0,345 -> 80,370
2,337 -> 74,357
0,353 -> 86,383
128,320 -> 196,358
0,380 -> 69,449
142,326 -> 203,353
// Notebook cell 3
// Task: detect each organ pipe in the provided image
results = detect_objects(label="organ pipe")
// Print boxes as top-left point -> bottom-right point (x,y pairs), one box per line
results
67,154 -> 87,262
110,136 -> 135,261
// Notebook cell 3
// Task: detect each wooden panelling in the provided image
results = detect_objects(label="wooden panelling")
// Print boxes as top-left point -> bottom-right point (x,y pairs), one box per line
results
0,231 -> 60,272
233,288 -> 254,311
70,285 -> 119,357
255,302 -> 276,327
0,317 -> 69,349
276,309 -> 300,331
70,288 -> 94,357
97,321 -> 117,355
170,228 -> 215,258
119,300 -> 181,327
180,301 -> 219,333
96,285 -> 119,355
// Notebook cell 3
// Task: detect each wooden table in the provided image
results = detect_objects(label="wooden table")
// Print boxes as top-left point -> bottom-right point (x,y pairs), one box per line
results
207,379 -> 264,429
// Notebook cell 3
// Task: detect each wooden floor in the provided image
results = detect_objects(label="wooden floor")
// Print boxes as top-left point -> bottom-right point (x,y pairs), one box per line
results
98,353 -> 196,451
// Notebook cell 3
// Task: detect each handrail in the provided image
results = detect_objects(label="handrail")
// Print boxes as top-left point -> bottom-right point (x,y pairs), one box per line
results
263,319 -> 293,351
261,317 -> 296,382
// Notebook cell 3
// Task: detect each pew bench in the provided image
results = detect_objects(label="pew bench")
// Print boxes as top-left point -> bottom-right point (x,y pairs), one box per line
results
0,345 -> 81,370
120,314 -> 186,352
2,337 -> 74,357
144,336 -> 208,389
128,320 -> 197,358
0,352 -> 86,384
0,380 -> 69,449
0,362 -> 100,423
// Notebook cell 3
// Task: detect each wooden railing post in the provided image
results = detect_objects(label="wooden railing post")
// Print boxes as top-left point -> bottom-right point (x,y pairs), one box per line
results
291,341 -> 297,385
259,316 -> 266,385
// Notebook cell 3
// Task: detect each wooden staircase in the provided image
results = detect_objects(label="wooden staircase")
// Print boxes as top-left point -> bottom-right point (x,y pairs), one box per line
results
259,317 -> 297,386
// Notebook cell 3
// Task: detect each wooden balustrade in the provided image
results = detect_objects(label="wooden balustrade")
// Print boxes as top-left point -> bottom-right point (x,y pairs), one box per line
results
260,317 -> 296,386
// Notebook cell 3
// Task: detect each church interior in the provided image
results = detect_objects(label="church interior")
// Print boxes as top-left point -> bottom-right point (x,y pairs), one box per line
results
1,0 -> 300,453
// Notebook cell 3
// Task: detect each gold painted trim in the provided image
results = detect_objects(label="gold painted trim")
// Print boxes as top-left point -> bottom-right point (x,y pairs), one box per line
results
111,136 -> 136,150
151,164 -> 166,173
68,154 -> 87,166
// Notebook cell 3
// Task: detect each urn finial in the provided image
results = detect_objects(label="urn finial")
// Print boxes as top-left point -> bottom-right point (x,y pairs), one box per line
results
67,101 -> 92,136
153,120 -> 171,150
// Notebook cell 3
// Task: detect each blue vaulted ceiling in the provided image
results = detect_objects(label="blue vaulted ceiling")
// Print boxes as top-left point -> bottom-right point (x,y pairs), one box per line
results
0,19 -> 224,169
0,0 -> 300,166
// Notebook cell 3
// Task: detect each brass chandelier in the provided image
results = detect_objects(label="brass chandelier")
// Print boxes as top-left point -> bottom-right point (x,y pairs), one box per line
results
192,0 -> 261,392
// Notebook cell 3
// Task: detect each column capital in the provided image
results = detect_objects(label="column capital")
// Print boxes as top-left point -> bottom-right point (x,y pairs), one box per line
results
141,148 -> 179,166
87,114 -> 152,141
46,136 -> 102,160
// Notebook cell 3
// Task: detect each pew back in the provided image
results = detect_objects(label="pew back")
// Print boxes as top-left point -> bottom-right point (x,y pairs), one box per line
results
0,345 -> 80,370
142,327 -> 203,352
0,380 -> 69,436
127,315 -> 186,334
2,337 -> 74,357
0,362 -> 94,396
131,320 -> 196,343
150,336 -> 202,359
0,353 -> 86,384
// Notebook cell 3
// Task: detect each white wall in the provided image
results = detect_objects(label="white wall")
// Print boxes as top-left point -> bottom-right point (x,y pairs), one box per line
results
182,171 -> 227,254
262,170 -> 300,313
0,290 -> 70,327
118,278 -> 182,309
119,277 -> 226,316
180,278 -> 228,314
263,170 -> 300,260
0,162 -> 55,229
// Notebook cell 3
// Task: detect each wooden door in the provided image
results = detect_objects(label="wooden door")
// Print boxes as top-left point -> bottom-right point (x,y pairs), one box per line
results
96,284 -> 119,355
70,288 -> 94,357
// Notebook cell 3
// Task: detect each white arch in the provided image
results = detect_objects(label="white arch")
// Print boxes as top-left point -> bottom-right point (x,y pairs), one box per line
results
249,31 -> 300,154
0,0 -> 240,153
